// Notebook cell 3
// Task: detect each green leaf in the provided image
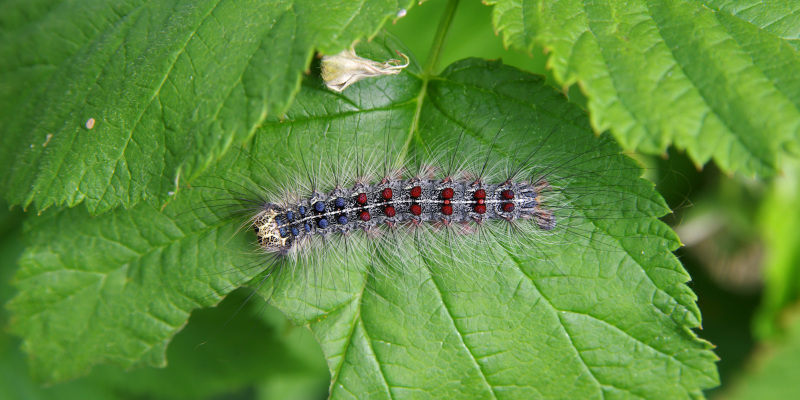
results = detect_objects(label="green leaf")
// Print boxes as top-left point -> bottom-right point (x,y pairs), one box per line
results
8,202 -> 244,381
86,290 -> 329,400
3,267 -> 327,399
8,35 -> 718,397
485,0 -> 800,176
6,205 -> 328,395
0,206 -> 115,400
0,0 -> 413,214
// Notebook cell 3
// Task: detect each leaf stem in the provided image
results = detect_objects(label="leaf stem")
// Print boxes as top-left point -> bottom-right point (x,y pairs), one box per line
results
424,0 -> 459,76
399,0 -> 460,163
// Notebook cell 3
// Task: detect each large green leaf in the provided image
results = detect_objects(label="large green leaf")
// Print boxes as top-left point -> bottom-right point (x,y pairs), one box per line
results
3,251 -> 327,400
485,0 -> 800,176
0,0 -> 413,214
8,37 -> 718,397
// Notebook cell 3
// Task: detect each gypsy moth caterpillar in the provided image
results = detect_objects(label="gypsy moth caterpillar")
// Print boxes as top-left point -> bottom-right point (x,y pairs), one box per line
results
192,110 -> 659,327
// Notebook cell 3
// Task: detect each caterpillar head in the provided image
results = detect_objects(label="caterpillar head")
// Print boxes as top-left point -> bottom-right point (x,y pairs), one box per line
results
253,205 -> 293,255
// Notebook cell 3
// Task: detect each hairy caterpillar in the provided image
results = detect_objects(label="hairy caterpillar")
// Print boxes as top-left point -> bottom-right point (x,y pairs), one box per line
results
181,51 -> 670,332
252,134 -> 558,259
198,111 -> 651,326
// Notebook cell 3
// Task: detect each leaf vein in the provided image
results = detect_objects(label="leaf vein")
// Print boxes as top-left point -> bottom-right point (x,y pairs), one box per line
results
420,257 -> 499,399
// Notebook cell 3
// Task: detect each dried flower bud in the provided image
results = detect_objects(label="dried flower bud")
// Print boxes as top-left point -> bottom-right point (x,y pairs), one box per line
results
321,48 -> 409,92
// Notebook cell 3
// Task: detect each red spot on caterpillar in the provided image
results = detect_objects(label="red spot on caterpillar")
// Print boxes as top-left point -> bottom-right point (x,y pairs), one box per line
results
384,206 -> 396,217
441,205 -> 453,215
360,211 -> 371,221
502,202 -> 515,212
473,189 -> 486,199
474,205 -> 487,214
501,190 -> 514,200
357,193 -> 367,204
382,188 -> 393,200
443,199 -> 451,205
477,199 -> 485,205
441,188 -> 454,199
410,204 -> 422,216
410,186 -> 422,198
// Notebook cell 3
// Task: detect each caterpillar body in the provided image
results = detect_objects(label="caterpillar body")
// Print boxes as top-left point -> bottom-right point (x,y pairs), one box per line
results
255,173 -> 555,256
207,114 -> 645,322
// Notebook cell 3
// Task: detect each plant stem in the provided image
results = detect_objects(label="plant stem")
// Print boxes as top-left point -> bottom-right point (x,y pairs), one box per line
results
400,0 -> 460,161
424,0 -> 460,76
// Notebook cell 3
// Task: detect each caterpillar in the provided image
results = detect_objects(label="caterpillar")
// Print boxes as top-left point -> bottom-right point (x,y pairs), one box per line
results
252,142 -> 558,258
177,48 -> 675,333
198,111 -> 650,326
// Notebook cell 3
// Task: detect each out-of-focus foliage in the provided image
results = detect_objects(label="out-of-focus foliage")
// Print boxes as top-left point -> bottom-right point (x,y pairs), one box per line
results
722,304 -> 800,400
